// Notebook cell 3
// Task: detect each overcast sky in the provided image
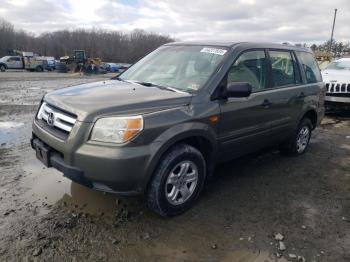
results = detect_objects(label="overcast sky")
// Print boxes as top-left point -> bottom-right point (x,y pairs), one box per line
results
0,0 -> 348,44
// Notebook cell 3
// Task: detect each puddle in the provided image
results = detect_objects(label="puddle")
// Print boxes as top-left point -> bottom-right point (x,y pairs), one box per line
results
21,155 -> 120,216
0,121 -> 24,129
0,121 -> 24,145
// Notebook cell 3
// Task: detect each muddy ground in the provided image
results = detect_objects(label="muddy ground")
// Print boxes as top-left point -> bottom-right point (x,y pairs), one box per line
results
0,71 -> 349,262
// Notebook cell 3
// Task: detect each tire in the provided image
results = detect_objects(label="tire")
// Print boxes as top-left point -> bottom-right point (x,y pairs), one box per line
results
280,118 -> 313,156
0,65 -> 6,72
36,66 -> 43,72
146,143 -> 206,217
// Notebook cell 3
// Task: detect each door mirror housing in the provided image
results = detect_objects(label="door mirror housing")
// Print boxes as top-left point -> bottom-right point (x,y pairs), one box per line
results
225,82 -> 252,98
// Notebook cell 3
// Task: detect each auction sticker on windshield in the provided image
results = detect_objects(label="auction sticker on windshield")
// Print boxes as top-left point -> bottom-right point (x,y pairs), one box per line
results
200,47 -> 227,56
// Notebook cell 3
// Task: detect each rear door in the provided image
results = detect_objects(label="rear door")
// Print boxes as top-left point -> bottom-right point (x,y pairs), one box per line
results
294,51 -> 324,117
218,50 -> 276,159
265,49 -> 304,141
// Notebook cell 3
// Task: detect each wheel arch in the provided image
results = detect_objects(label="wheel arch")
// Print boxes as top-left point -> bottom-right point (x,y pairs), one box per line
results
301,109 -> 318,129
141,125 -> 218,194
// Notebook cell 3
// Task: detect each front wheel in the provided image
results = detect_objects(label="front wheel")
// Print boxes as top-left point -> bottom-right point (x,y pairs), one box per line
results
146,143 -> 206,216
0,65 -> 6,72
280,118 -> 313,156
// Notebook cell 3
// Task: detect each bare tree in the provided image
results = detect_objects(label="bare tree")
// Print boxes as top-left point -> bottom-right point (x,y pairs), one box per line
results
0,17 -> 174,62
311,40 -> 350,58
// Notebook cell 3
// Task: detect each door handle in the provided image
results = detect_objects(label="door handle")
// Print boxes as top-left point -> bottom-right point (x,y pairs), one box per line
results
261,99 -> 272,108
298,92 -> 306,98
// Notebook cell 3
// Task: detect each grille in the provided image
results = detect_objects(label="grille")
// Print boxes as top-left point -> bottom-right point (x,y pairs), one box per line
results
325,82 -> 350,94
36,102 -> 77,139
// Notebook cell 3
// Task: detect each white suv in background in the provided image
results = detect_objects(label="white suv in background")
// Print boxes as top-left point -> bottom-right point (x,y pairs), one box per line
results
321,58 -> 350,109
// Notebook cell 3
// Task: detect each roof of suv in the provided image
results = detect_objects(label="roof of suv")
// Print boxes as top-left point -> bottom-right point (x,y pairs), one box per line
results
165,41 -> 310,52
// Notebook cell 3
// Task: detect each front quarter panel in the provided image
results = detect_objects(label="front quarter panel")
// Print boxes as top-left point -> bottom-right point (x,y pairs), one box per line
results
135,100 -> 220,192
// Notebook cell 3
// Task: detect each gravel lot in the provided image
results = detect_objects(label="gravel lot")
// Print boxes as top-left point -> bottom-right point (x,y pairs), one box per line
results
0,71 -> 349,262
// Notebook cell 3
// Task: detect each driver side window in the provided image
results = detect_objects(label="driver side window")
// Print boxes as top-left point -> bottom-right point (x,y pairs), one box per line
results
227,50 -> 267,91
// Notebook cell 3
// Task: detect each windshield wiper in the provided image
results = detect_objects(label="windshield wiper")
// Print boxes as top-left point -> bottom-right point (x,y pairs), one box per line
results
111,76 -> 124,81
115,79 -> 188,94
134,81 -> 179,93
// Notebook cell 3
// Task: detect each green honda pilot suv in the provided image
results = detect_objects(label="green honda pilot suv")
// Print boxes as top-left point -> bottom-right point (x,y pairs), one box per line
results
31,42 -> 325,216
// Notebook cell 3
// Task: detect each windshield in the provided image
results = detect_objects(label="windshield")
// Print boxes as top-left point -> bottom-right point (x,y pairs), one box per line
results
119,45 -> 228,92
326,60 -> 350,70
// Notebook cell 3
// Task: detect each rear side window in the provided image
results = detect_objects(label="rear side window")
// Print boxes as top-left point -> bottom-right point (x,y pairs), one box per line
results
295,51 -> 322,84
227,50 -> 267,92
269,50 -> 295,87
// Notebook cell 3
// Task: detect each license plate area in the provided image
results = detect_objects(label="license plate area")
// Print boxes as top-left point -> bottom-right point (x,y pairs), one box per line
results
33,139 -> 52,167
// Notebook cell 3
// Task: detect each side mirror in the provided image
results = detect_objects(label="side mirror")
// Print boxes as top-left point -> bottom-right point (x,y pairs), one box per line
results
225,82 -> 252,98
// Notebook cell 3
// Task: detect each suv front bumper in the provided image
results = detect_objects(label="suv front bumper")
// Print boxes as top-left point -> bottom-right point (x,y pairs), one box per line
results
325,95 -> 350,103
31,128 -> 154,196
32,138 -> 94,188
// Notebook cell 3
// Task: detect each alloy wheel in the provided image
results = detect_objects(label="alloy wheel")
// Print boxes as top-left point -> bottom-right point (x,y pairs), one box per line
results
165,160 -> 198,205
296,126 -> 310,153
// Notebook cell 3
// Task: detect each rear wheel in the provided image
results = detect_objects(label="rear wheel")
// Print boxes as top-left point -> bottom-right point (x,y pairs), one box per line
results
280,118 -> 313,156
36,66 -> 43,72
146,143 -> 206,216
0,65 -> 5,72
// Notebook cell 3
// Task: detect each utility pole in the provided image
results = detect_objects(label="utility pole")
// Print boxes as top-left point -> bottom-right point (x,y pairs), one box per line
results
329,8 -> 338,55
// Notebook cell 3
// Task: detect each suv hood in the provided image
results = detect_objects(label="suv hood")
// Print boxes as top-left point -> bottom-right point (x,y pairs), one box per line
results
0,56 -> 9,63
322,69 -> 350,83
44,80 -> 192,122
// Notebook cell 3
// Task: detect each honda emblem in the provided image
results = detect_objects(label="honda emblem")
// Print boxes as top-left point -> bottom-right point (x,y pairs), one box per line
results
47,112 -> 55,126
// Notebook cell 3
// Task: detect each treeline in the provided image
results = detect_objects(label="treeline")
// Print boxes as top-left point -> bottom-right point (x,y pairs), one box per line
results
0,18 -> 174,63
2,16 -> 350,62
310,40 -> 350,58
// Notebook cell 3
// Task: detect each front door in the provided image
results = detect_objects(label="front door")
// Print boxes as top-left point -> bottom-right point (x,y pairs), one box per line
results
218,50 -> 275,160
6,57 -> 22,69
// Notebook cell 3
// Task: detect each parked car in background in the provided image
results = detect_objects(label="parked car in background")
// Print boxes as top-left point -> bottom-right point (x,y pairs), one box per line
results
37,56 -> 56,71
0,55 -> 46,72
105,62 -> 120,72
24,56 -> 47,72
0,56 -> 24,71
99,63 -> 114,73
116,63 -> 131,73
321,58 -> 350,110
31,42 -> 325,216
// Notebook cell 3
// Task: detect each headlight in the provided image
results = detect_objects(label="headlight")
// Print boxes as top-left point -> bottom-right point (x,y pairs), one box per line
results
90,116 -> 143,143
